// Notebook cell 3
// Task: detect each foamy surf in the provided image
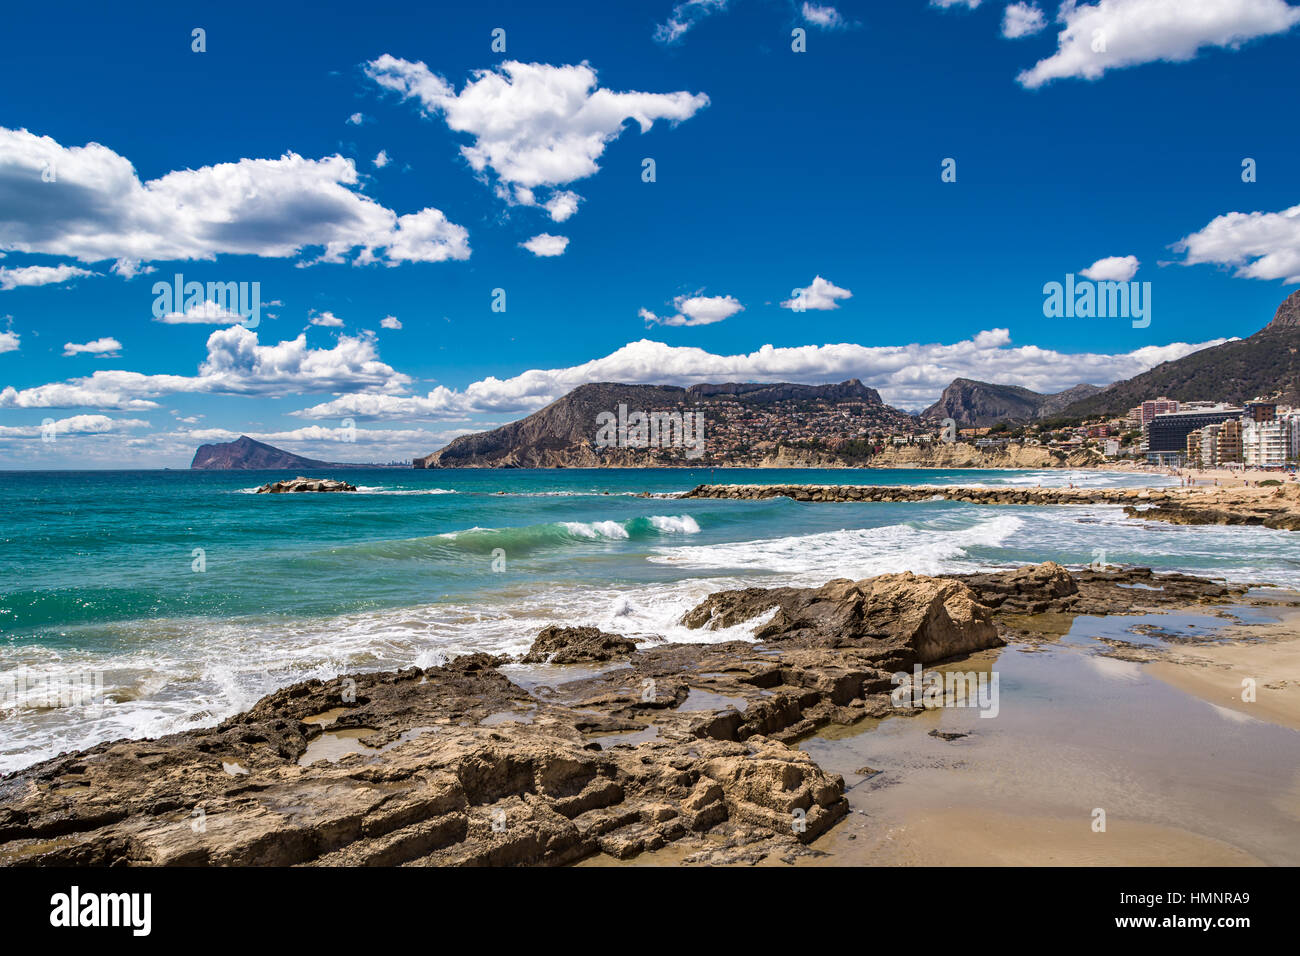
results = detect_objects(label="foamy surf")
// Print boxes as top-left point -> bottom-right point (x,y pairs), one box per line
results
648,513 -> 1024,580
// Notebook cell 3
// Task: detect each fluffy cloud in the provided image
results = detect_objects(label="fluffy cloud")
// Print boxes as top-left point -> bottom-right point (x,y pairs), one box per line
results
0,414 -> 149,438
640,293 -> 743,327
155,299 -> 247,325
365,57 -> 708,220
1080,254 -> 1140,281
1174,203 -> 1300,282
309,310 -> 345,327
1002,2 -> 1047,38
1017,0 -> 1300,88
380,315 -> 402,330
654,0 -> 731,44
0,127 -> 470,271
520,233 -> 569,257
347,113 -> 364,125
0,264 -> 98,290
1,326 -> 409,409
373,150 -> 390,169
0,331 -> 18,353
297,332 -> 1225,420
932,0 -> 982,8
63,337 -> 121,357
781,275 -> 853,310
802,3 -> 851,29
544,191 -> 581,223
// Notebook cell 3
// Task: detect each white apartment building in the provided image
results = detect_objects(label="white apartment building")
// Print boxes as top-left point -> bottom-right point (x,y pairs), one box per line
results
1200,423 -> 1221,466
1242,419 -> 1288,467
1282,412 -> 1300,462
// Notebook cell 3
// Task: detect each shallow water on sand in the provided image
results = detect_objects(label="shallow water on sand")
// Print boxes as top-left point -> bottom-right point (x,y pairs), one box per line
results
798,609 -> 1300,866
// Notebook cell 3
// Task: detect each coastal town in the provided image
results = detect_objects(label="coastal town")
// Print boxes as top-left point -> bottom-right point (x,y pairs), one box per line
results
675,393 -> 1300,476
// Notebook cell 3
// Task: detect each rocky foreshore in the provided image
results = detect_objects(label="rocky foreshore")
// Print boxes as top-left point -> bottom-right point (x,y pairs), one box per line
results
0,563 -> 1261,867
679,482 -> 1300,530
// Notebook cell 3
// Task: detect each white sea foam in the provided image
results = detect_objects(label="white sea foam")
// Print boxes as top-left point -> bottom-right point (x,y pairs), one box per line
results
646,514 -> 701,534
561,520 -> 631,539
648,513 -> 1024,580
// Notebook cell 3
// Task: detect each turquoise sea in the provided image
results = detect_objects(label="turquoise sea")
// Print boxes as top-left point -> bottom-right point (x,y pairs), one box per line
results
2,466 -> 1298,772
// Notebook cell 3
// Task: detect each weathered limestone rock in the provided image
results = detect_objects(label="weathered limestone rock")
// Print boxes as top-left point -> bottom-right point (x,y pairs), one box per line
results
683,571 -> 1001,668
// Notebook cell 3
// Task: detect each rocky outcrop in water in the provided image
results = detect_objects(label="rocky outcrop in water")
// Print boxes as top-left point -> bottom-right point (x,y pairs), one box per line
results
682,572 -> 1000,667
522,626 -> 638,664
254,477 -> 357,494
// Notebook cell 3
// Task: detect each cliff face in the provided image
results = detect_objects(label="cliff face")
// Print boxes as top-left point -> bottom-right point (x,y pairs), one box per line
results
1266,289 -> 1300,331
865,442 -> 1104,469
921,379 -> 1102,428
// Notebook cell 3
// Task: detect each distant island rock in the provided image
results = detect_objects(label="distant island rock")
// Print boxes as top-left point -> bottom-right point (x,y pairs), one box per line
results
191,435 -> 398,470
254,477 -> 358,494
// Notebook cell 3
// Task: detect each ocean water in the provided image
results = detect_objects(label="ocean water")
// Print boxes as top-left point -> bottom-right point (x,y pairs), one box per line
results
1,466 -> 1297,773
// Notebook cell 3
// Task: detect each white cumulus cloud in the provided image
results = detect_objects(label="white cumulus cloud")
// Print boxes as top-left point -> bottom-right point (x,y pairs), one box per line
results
380,315 -> 402,330
155,299 -> 248,325
1,326 -> 410,410
781,275 -> 853,310
1017,0 -> 1300,89
1002,2 -> 1047,38
364,57 -> 708,221
0,264 -> 97,290
520,233 -> 570,257
1174,203 -> 1300,283
0,127 -> 470,271
63,337 -> 122,357
1080,254 -> 1140,281
640,293 -> 744,327
803,3 -> 851,29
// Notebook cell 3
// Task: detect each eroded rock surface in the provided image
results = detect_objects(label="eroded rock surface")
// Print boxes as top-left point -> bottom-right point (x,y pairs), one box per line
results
522,626 -> 638,664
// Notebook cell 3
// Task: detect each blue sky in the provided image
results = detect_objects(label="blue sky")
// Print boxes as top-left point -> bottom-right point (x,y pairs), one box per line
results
2,0 -> 1299,467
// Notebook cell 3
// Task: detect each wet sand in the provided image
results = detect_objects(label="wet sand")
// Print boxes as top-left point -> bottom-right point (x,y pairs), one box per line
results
580,599 -> 1300,867
795,608 -> 1300,867
1147,608 -> 1300,731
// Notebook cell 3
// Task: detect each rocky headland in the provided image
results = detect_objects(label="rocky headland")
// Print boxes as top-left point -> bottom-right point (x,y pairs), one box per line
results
0,563 -> 1263,867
